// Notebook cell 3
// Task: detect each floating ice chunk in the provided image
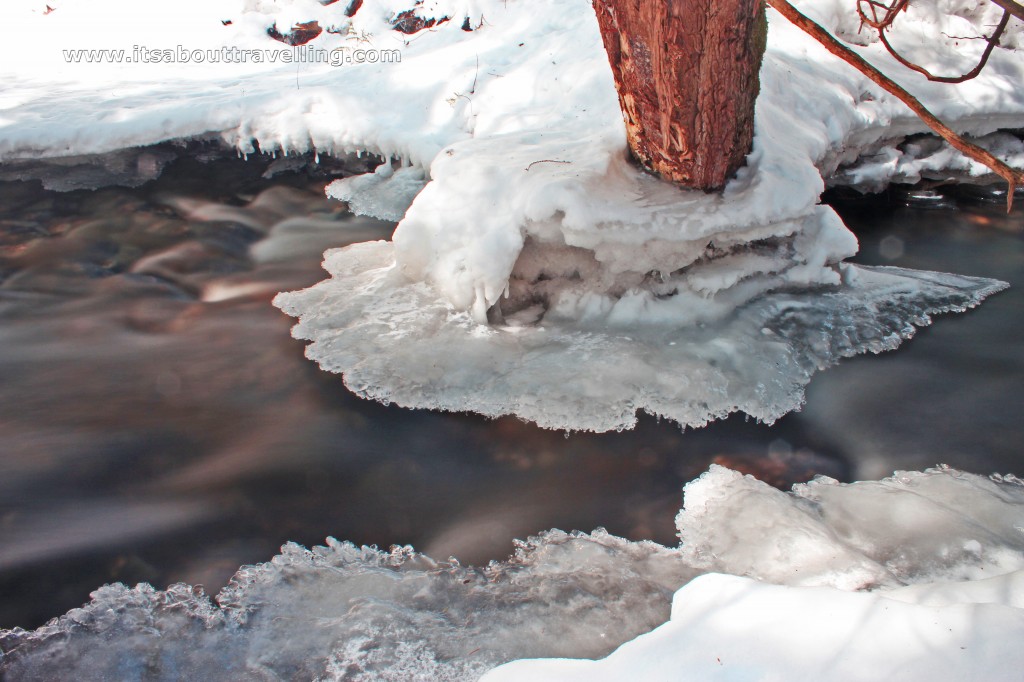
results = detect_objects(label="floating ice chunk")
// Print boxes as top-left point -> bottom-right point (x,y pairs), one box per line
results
326,164 -> 428,222
275,241 -> 1005,432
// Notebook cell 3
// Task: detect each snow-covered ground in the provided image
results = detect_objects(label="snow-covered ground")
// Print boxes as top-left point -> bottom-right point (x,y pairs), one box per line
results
1,0 -> 1022,430
2,465 -> 1022,680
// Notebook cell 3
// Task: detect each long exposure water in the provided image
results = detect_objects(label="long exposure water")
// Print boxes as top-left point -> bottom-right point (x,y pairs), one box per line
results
0,148 -> 1021,629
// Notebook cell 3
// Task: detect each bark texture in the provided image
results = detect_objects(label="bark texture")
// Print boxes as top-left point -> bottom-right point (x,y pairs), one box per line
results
593,0 -> 767,190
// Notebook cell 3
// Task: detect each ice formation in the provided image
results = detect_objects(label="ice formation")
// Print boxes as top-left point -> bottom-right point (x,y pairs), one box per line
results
325,164 -> 428,222
276,245 -> 1005,431
3,465 -> 1023,680
1,0 -> 1022,430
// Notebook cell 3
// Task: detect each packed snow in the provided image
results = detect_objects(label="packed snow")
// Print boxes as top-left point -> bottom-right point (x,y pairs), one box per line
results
483,571 -> 1024,682
0,0 -> 1021,429
2,465 -> 1022,680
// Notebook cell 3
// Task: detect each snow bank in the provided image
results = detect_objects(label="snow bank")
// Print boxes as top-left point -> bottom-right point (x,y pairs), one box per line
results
2,0 -> 1022,429
3,465 -> 1022,680
484,465 -> 1024,681
482,571 -> 1024,682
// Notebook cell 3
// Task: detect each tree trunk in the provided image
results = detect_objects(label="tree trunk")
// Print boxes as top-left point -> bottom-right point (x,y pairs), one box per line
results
593,0 -> 767,191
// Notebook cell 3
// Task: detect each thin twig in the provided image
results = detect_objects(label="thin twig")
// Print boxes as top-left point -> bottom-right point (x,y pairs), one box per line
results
769,0 -> 1023,210
877,9 -> 1009,83
524,159 -> 571,171
941,33 -> 989,40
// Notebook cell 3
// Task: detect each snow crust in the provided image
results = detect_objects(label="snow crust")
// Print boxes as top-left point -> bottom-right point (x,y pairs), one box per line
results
3,465 -> 1023,680
2,0 -> 1022,430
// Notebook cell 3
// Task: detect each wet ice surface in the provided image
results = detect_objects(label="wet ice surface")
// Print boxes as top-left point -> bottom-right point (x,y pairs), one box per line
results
0,531 -> 694,681
276,246 -> 1003,432
3,466 -> 1023,681
0,151 -> 1021,639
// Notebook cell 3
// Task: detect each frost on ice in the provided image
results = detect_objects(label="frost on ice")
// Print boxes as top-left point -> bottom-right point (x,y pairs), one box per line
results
276,243 -> 1005,431
3,465 -> 1024,681
0,0 -> 1021,430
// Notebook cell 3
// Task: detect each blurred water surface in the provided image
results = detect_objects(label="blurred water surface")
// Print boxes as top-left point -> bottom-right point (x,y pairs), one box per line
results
0,151 -> 1020,629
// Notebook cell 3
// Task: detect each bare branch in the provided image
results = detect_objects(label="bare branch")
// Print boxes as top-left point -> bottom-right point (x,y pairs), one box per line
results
990,0 -> 1024,23
768,0 -> 1023,210
856,0 -> 907,30
877,9 -> 1010,83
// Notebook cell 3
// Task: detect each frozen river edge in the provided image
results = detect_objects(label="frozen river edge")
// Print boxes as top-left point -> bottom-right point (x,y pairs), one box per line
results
2,465 -> 1023,681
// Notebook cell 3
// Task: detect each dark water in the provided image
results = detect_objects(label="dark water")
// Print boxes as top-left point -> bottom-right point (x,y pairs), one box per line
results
0,151 -> 1020,630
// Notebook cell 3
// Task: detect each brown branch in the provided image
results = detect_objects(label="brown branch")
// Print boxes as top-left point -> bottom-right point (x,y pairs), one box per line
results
856,0 -> 907,30
769,0 -> 1023,210
990,0 -> 1024,23
876,8 -> 1010,83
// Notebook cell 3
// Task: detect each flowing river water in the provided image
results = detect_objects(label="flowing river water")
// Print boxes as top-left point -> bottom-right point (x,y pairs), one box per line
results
0,148 -> 1021,629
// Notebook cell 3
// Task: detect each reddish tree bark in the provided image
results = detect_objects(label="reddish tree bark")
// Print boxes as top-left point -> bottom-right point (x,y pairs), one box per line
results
593,0 -> 767,191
